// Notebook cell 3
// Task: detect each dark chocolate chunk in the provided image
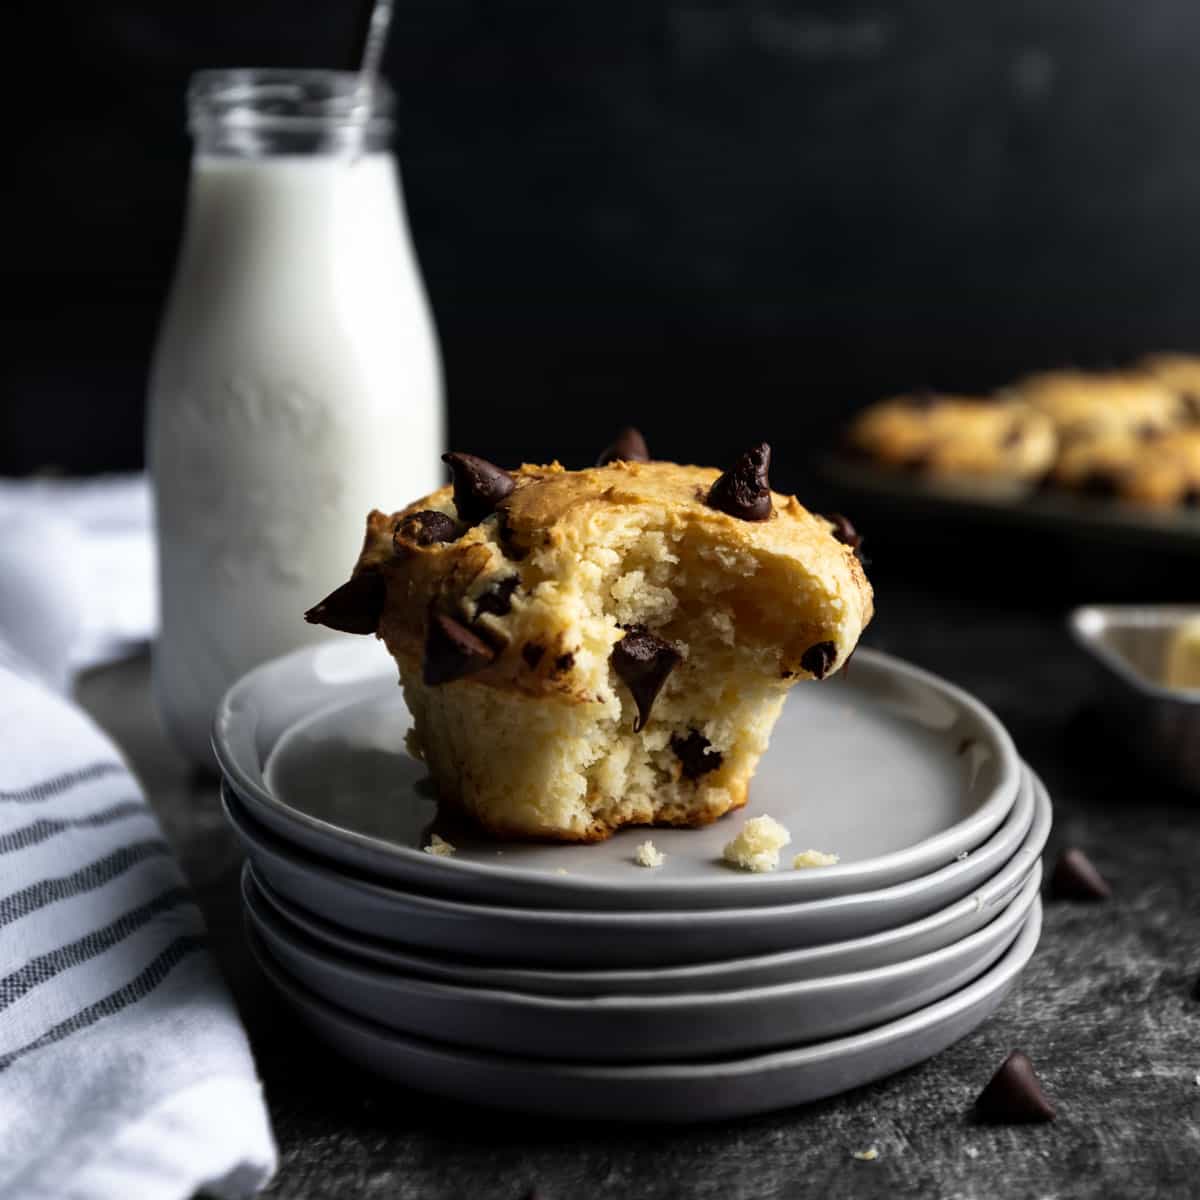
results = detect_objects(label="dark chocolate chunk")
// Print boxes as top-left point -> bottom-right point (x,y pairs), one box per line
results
395,509 -> 458,548
423,612 -> 496,685
826,512 -> 862,552
610,625 -> 681,731
801,640 -> 837,680
1049,847 -> 1111,900
902,390 -> 940,410
475,575 -> 519,617
1183,488 -> 1200,508
1080,471 -> 1119,498
1135,422 -> 1163,442
303,572 -> 384,635
442,452 -> 515,525
707,443 -> 773,521
553,652 -> 575,674
597,426 -> 650,466
973,1051 -> 1056,1124
1180,391 -> 1200,420
671,730 -> 723,779
522,643 -> 545,669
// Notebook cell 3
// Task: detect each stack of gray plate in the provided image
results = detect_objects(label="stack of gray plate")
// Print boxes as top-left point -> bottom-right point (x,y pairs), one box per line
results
214,641 -> 1050,1123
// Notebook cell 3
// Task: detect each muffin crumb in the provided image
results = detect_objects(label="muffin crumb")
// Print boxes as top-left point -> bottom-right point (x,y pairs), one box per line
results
722,815 -> 792,872
634,840 -> 666,868
852,1147 -> 879,1162
423,833 -> 456,858
793,848 -> 839,869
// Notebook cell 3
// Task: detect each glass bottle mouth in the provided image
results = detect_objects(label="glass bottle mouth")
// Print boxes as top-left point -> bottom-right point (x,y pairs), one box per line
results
188,69 -> 394,156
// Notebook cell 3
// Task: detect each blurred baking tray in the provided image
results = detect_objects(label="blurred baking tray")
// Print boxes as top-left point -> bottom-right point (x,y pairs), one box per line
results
821,455 -> 1200,554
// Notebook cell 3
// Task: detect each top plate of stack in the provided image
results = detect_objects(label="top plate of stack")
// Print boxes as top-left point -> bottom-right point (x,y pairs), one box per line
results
214,640 -> 1021,911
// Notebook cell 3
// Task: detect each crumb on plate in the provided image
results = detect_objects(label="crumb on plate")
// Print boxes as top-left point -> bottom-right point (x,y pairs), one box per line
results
852,1147 -> 879,1162
722,815 -> 791,873
793,848 -> 839,869
423,833 -> 456,858
635,840 -> 666,868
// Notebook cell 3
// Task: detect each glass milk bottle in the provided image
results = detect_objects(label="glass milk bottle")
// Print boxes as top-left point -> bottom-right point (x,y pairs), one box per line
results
148,70 -> 442,766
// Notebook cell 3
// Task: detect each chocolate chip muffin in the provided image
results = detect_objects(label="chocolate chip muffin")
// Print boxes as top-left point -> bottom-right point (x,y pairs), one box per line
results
1010,369 -> 1182,442
1119,428 -> 1200,508
306,441 -> 874,842
846,393 -> 1057,484
1139,354 -> 1200,424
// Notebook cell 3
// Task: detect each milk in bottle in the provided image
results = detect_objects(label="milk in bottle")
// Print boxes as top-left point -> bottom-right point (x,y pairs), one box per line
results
148,70 -> 442,766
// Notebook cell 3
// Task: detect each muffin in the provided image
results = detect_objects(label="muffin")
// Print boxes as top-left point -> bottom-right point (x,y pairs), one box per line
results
845,393 -> 1057,483
1010,369 -> 1182,442
1139,353 -> 1200,424
1120,428 -> 1200,508
306,441 -> 874,842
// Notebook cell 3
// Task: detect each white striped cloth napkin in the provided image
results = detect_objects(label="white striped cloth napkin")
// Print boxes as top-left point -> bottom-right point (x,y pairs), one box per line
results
0,480 -> 276,1200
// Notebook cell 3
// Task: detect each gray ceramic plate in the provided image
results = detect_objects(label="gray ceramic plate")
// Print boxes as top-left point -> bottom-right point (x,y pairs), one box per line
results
214,641 -> 1021,911
246,900 -> 1043,1122
245,861 -> 1040,1062
222,767 -> 1047,967
244,829 -> 1041,996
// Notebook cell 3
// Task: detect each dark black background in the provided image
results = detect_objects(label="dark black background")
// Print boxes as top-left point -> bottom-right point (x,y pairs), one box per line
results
10,1 -> 1200,486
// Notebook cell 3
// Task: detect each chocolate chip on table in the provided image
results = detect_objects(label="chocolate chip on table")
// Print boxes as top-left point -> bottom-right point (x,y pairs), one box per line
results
1049,847 -> 1111,900
610,625 -> 682,731
597,426 -> 650,466
671,729 -> 723,779
800,640 -> 837,680
423,611 -> 496,685
303,571 -> 384,635
475,575 -> 520,617
707,443 -> 773,521
395,509 -> 458,548
973,1050 -> 1056,1124
442,452 -> 515,524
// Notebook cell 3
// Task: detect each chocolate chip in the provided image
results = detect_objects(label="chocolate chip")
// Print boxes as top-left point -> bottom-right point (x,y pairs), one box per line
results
1183,488 -> 1200,508
1001,424 -> 1025,448
597,426 -> 650,466
442,452 -> 515,525
1080,471 -> 1118,498
1049,847 -> 1110,900
303,572 -> 384,635
475,575 -> 519,617
707,443 -> 772,521
1135,422 -> 1163,442
395,510 -> 458,548
522,643 -> 545,669
826,513 -> 862,552
423,612 -> 496,685
902,390 -> 940,410
1180,391 -> 1200,420
671,730 -> 723,779
610,625 -> 681,731
800,641 -> 837,680
553,652 -> 575,674
973,1051 -> 1056,1124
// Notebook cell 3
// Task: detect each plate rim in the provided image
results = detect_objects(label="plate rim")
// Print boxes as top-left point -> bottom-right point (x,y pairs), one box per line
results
244,856 -> 1042,1012
213,642 -> 1022,908
246,897 -> 1043,1080
221,765 -> 1047,931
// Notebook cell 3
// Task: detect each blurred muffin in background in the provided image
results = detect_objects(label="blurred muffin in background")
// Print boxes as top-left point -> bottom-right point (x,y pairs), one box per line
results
1120,428 -> 1200,508
1139,354 -> 1200,424
1008,369 -> 1181,443
845,393 -> 1057,488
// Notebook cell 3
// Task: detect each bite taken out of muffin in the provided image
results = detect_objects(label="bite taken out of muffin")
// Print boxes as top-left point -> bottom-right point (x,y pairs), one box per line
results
306,434 -> 873,843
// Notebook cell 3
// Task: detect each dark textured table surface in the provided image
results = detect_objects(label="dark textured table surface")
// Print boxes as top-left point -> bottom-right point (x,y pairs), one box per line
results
77,559 -> 1200,1200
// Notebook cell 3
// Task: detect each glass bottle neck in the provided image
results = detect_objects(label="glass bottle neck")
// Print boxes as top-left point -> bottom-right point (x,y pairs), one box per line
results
188,68 -> 393,158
